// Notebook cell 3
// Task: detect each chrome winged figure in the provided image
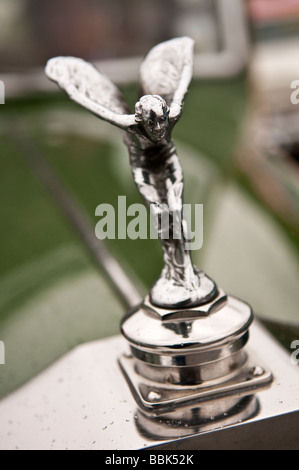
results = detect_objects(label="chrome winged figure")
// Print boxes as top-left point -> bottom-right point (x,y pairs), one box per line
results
46,37 -> 217,309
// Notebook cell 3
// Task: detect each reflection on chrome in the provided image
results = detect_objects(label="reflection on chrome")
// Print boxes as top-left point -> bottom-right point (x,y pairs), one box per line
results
136,396 -> 259,441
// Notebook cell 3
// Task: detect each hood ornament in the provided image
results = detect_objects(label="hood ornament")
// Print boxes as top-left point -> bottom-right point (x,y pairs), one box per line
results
46,37 -> 272,438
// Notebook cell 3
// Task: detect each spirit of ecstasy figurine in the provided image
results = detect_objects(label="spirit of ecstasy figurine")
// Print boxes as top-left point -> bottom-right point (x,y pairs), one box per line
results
46,38 -> 272,433
46,37 -> 217,309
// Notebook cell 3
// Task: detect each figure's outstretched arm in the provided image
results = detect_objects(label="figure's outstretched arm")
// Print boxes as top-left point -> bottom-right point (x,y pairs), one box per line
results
69,91 -> 136,131
46,57 -> 135,131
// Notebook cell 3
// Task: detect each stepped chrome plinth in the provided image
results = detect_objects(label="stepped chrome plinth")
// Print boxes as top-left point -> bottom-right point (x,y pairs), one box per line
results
119,288 -> 272,439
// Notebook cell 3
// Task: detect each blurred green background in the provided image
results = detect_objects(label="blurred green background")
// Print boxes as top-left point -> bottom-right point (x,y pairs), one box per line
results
0,0 -> 299,398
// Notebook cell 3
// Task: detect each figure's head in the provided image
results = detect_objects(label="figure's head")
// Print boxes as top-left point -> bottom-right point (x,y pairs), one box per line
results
135,95 -> 169,141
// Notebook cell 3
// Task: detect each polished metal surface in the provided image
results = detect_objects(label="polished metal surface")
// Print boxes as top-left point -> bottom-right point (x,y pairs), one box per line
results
120,293 -> 272,420
121,293 -> 253,353
0,321 -> 298,450
119,349 -> 271,413
136,395 -> 260,441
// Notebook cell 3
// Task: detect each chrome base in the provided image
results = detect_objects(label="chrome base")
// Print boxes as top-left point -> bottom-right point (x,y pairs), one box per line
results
121,291 -> 255,383
136,395 -> 259,441
119,352 -> 271,441
120,291 -> 273,438
119,352 -> 271,415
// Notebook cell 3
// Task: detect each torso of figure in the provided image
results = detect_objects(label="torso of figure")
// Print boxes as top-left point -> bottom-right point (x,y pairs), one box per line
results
124,117 -> 177,169
123,118 -> 183,207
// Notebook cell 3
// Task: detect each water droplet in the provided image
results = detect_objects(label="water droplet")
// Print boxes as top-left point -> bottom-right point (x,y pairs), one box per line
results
250,366 -> 264,377
148,391 -> 161,401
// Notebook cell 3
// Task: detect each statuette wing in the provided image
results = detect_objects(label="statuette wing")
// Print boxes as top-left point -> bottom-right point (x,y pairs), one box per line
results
46,57 -> 132,128
139,37 -> 194,110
